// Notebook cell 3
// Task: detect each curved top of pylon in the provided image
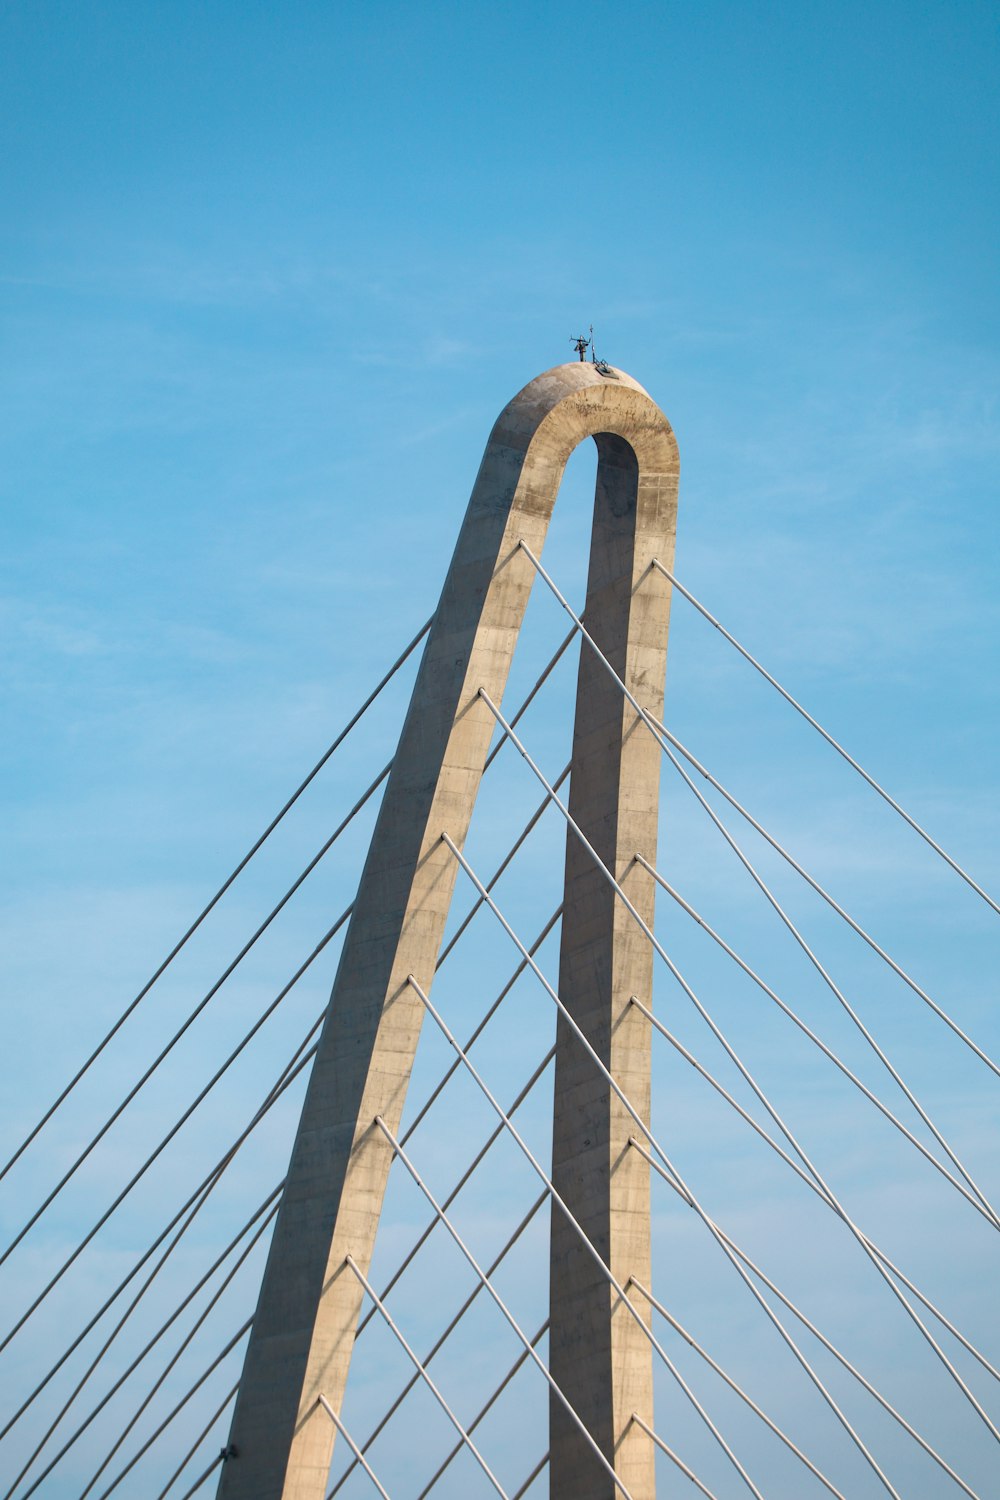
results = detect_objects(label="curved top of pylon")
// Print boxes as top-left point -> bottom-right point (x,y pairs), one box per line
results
488,359 -> 676,473
508,359 -> 652,412
533,358 -> 651,393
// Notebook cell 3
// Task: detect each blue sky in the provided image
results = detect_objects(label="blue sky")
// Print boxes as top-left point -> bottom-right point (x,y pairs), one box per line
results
1,3 -> 998,1496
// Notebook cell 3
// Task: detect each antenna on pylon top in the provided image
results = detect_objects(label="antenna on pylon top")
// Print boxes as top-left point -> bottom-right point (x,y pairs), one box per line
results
588,324 -> 618,378
570,328 -> 591,361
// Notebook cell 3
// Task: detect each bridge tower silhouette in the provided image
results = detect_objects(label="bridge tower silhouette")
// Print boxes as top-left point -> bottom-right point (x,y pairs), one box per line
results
220,362 -> 680,1499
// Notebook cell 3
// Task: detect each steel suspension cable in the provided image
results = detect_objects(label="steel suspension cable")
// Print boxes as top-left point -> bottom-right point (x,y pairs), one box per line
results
630,1283 -> 846,1499
154,1383 -> 238,1500
332,705 -> 881,1500
330,1192 -> 547,1498
174,1452 -> 231,1500
35,1208 -> 275,1500
24,571 -> 982,1496
5,624 -> 578,1428
345,1256 -> 510,1499
351,667 -> 571,1161
15,684 -> 575,1488
627,1415 -> 722,1500
90,1218 -> 268,1500
92,1316 -> 253,1500
411,1321 -> 549,1500
483,624 -> 578,772
1,1009 -> 321,1443
433,763 -> 569,974
9,666 -> 576,1485
328,984 -> 558,1480
318,1397 -> 390,1500
633,1143 -> 982,1499
439,845 -> 914,1499
407,972 -> 769,1500
511,1454 -> 548,1499
520,541 -> 1000,1229
650,558 -> 1000,917
2,1162 -> 229,1460
325,915 -> 564,1477
388,906 -> 562,1183
348,797 -> 564,1339
6,611 -> 574,1341
0,900 -> 350,1357
646,732 -> 1000,1227
627,994 -> 1000,1388
350,1042 -> 554,1368
0,618 -> 432,1188
377,1116 -> 639,1500
460,950 -> 976,1497
1,757 -> 386,1276
473,700 -> 1000,1449
647,715 -> 1000,1078
6,611 -> 571,1292
5,1182 -> 282,1498
635,865 -> 997,1226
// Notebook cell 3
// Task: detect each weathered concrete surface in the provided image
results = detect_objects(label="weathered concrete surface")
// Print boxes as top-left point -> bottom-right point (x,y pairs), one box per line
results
550,431 -> 676,1500
218,362 -> 679,1500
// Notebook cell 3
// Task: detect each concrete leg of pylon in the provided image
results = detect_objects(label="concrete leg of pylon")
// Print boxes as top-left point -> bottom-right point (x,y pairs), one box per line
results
549,433 -> 674,1500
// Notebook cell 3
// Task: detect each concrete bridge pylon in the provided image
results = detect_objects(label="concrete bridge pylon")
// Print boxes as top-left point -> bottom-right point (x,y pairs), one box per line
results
218,361 -> 681,1500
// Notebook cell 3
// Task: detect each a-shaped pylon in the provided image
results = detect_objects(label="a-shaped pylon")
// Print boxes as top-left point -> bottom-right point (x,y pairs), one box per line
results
218,361 -> 680,1499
